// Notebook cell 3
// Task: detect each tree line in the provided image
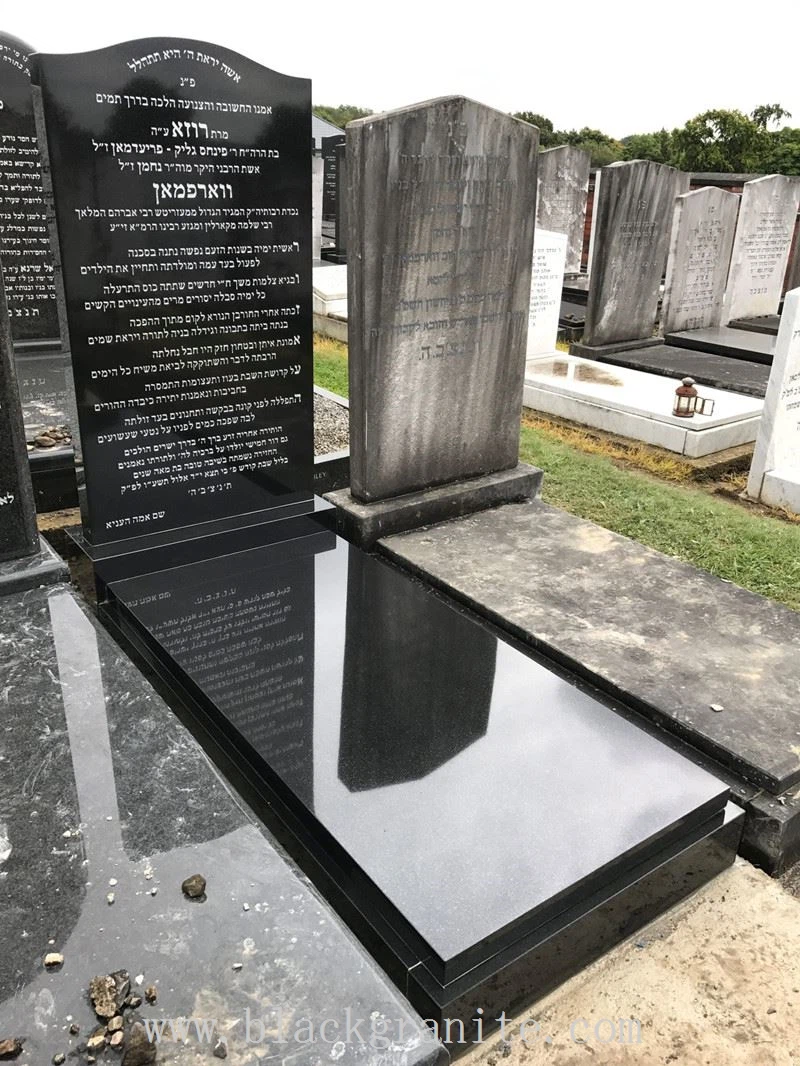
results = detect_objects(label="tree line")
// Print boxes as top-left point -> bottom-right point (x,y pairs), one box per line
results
314,103 -> 800,175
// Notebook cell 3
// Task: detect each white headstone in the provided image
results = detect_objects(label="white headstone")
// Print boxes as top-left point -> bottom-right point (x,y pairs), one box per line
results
662,187 -> 739,334
724,175 -> 800,323
536,146 -> 590,274
312,155 -> 324,259
746,288 -> 800,512
527,229 -> 567,357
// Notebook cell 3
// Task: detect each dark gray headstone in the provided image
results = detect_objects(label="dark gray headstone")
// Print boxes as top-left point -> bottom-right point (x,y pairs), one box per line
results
536,145 -> 590,274
321,133 -> 344,220
661,186 -> 739,334
583,160 -> 689,347
0,268 -> 38,561
33,38 -> 313,548
347,97 -> 538,501
334,142 -> 347,255
0,33 -> 59,344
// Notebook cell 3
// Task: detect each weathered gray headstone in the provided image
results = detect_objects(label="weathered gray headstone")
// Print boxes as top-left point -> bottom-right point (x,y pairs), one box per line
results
724,175 -> 800,323
579,160 -> 689,349
746,287 -> 800,512
527,229 -> 567,358
346,97 -> 539,501
536,145 -> 590,275
312,155 -> 323,259
0,269 -> 37,560
661,186 -> 739,334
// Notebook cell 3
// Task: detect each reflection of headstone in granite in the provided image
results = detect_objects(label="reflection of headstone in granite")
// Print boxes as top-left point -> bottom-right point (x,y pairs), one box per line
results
661,187 -> 739,335
723,175 -> 800,324
312,155 -> 324,260
536,145 -> 591,275
338,545 -> 494,791
0,32 -> 60,346
571,160 -> 689,356
327,97 -> 543,545
746,287 -> 800,513
0,267 -> 39,561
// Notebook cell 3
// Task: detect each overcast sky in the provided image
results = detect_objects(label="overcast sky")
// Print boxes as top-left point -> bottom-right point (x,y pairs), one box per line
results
8,0 -> 800,139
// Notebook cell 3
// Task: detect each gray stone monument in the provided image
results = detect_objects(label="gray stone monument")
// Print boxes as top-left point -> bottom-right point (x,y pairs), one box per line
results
572,160 -> 689,355
536,145 -> 591,275
661,186 -> 739,334
328,97 -> 542,545
724,175 -> 800,323
0,268 -> 67,591
746,287 -> 800,513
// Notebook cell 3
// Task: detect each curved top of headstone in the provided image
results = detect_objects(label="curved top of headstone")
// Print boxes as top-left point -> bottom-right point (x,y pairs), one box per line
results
346,94 -> 540,131
0,30 -> 34,56
29,36 -> 306,88
605,158 -> 683,175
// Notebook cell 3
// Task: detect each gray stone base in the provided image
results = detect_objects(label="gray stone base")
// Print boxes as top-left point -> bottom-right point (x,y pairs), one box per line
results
326,464 -> 542,548
0,534 -> 68,596
570,336 -> 661,357
379,499 -> 800,874
313,311 -> 348,343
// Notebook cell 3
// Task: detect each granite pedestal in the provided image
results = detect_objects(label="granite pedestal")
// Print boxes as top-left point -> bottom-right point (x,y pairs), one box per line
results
96,506 -> 739,1039
728,316 -> 781,336
590,343 -> 770,399
665,327 -> 776,365
379,499 -> 800,872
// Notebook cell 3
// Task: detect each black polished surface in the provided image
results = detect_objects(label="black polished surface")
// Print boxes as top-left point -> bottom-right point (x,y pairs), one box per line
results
0,582 -> 444,1066
665,326 -> 775,365
0,32 -> 60,343
33,39 -> 313,547
106,522 -> 729,985
321,133 -> 344,220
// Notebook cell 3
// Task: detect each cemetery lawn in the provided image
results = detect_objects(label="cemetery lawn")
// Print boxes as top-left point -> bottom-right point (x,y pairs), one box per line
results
312,335 -> 800,610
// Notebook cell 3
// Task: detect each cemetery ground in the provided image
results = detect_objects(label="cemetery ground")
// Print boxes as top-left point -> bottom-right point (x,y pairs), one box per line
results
313,334 -> 800,611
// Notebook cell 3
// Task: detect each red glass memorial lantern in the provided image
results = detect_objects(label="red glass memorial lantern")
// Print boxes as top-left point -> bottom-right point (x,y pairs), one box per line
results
673,377 -> 715,418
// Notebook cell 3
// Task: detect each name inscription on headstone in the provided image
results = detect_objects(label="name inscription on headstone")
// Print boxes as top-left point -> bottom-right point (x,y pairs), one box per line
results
527,229 -> 567,358
33,39 -> 312,545
347,97 -> 538,500
321,133 -> 344,221
0,33 -> 59,343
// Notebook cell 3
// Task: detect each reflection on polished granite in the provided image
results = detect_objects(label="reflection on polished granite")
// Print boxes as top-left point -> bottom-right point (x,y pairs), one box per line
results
102,524 -> 737,1022
0,584 -> 444,1066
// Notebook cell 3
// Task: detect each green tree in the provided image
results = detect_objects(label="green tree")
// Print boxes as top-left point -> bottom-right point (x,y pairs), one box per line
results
512,111 -> 558,147
763,127 -> 800,175
313,104 -> 372,129
621,129 -> 675,165
670,108 -> 770,172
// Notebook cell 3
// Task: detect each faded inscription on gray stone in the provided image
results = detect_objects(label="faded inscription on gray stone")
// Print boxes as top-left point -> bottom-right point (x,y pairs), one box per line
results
347,97 -> 538,501
536,145 -> 590,275
583,160 -> 689,347
724,175 -> 800,323
662,186 -> 739,334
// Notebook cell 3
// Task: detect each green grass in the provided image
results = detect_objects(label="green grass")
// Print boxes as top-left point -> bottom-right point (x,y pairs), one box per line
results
312,335 -> 800,610
519,424 -> 800,610
313,333 -> 349,398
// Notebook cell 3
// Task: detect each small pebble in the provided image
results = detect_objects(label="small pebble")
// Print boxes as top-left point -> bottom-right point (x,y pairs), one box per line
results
125,996 -> 142,1010
53,1055 -> 65,1065
0,1038 -> 24,1059
767,1007 -> 777,1015
213,1040 -> 228,1059
109,878 -> 118,887
109,1031 -> 124,1050
106,893 -> 115,905
181,873 -> 206,899
232,963 -> 242,972
150,887 -> 158,897
242,903 -> 250,912
710,703 -> 724,713
69,1023 -> 79,1036
87,1029 -> 106,1051
107,1016 -> 124,1033
44,953 -> 64,969
144,985 -> 158,1004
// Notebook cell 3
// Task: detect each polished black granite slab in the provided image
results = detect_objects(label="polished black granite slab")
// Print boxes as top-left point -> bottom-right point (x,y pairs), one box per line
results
0,533 -> 68,594
665,326 -> 775,365
101,516 -> 732,1012
0,582 -> 444,1066
592,342 -> 770,399
728,315 -> 781,336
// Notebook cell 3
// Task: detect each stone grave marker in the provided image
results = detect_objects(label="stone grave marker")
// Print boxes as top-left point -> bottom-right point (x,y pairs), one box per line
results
662,186 -> 739,334
32,38 -> 313,550
724,175 -> 800,323
0,32 -> 59,346
312,154 -> 323,259
536,145 -> 590,275
344,96 -> 539,504
527,228 -> 567,358
321,132 -> 344,220
746,287 -> 800,512
576,160 -> 689,352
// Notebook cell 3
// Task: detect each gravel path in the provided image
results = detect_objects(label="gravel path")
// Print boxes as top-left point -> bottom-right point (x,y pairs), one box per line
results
314,392 -> 349,455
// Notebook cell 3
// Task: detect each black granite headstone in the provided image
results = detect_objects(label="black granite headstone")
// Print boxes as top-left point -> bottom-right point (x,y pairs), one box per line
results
32,39 -> 313,549
0,33 -> 59,345
321,133 -> 344,220
0,268 -> 38,561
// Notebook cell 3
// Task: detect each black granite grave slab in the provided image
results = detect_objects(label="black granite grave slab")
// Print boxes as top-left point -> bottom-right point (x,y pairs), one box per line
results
592,342 -> 770,398
0,582 -> 445,1066
98,512 -> 736,1026
665,326 -> 776,365
0,32 -> 60,344
728,315 -> 781,336
378,499 -> 800,870
33,39 -> 314,551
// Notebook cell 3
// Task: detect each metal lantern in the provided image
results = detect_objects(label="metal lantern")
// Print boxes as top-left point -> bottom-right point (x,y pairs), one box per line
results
673,377 -> 715,418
